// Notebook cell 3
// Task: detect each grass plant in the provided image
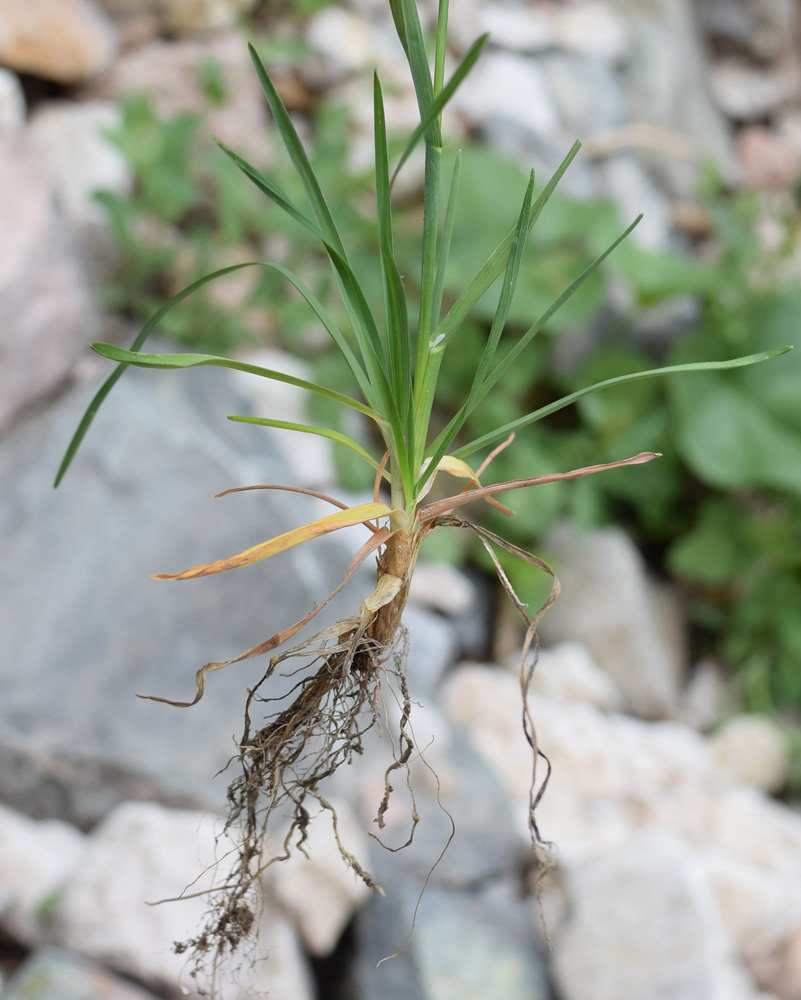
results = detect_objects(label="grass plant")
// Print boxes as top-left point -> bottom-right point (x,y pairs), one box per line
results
55,0 -> 790,983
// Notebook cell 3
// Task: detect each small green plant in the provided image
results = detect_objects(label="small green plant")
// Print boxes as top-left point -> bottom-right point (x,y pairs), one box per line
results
56,0 -> 789,981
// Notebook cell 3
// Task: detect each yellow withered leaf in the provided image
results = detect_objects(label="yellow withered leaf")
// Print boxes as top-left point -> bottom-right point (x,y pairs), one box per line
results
153,501 -> 393,580
436,455 -> 514,516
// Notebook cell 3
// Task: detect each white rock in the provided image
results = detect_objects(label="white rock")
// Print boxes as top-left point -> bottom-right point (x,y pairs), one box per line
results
707,715 -> 789,795
228,348 -> 335,488
160,0 -> 258,35
523,642 -> 625,712
0,0 -> 118,83
0,804 -> 87,945
54,802 -> 314,1000
267,799 -> 372,956
553,830 -> 760,1000
0,68 -> 24,134
0,138 -> 100,432
539,524 -> 687,718
597,151 -> 674,248
709,59 -> 799,121
680,658 -> 732,731
476,6 -> 553,53
549,1 -> 630,62
451,51 -> 559,139
306,6 -> 374,77
27,100 -> 130,232
409,561 -> 476,617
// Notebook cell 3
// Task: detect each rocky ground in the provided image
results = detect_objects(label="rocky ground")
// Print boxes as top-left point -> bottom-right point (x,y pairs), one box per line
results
2,0 -> 801,999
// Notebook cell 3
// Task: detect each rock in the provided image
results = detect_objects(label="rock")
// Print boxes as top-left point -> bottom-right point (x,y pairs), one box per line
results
451,51 -> 559,142
228,348 -> 336,489
28,100 -> 129,231
0,0 -> 118,84
679,658 -> 733,731
0,363 -> 378,807
538,52 -> 627,139
474,5 -> 553,53
539,523 -> 687,718
83,33 -> 272,160
408,561 -> 475,618
1,946 -> 162,1000
54,802 -> 315,999
709,60 -> 799,122
160,0 -> 259,36
521,641 -> 625,712
596,151 -> 674,248
553,830 -> 760,1000
547,1 -> 630,61
699,0 -> 798,63
753,924 -> 801,1000
612,0 -> 739,197
0,137 -> 100,433
0,67 -> 24,133
267,798 -> 372,956
0,804 -> 87,946
737,125 -> 801,191
707,715 -> 789,794
306,6 -> 375,79
352,878 -> 551,1000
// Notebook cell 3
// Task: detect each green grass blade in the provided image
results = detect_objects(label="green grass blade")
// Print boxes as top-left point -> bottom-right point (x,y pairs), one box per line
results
470,170 -> 535,398
480,214 -> 643,401
228,415 -> 379,468
213,137 -> 326,242
390,34 -> 487,188
454,347 -> 794,459
90,343 -> 384,421
434,0 -> 449,95
394,0 -> 438,145
249,43 -> 346,255
432,150 -> 462,328
374,74 -> 411,426
431,141 -> 582,353
55,262 -> 261,487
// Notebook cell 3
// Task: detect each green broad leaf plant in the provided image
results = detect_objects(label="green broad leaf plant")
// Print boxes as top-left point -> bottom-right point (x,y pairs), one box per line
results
55,0 -> 790,980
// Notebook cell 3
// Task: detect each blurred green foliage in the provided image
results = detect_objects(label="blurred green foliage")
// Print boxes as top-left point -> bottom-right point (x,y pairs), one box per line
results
97,84 -> 800,716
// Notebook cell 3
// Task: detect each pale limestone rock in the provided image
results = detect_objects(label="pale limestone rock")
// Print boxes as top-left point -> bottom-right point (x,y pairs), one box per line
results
267,799 -> 372,956
0,138 -> 100,432
539,523 -> 687,718
409,561 -> 476,617
707,715 -> 789,795
709,59 -> 800,121
680,658 -> 732,731
0,0 -> 118,83
54,802 -> 314,999
451,51 -> 559,139
737,125 -> 801,191
521,642 -> 625,712
27,100 -> 130,232
553,830 -> 760,1000
0,68 -> 23,134
0,804 -> 87,945
161,0 -> 258,36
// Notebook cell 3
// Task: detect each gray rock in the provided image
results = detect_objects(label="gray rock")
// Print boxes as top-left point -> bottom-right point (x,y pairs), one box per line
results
351,878 -> 551,1000
1,946 -> 160,1000
0,138 -> 100,433
553,830 -> 760,1000
699,0 -> 797,63
539,523 -> 688,719
0,363 -> 380,809
611,0 -> 739,197
539,52 -> 627,139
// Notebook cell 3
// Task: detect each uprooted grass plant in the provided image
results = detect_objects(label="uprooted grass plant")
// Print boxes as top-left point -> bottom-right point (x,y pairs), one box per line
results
55,0 -> 790,986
